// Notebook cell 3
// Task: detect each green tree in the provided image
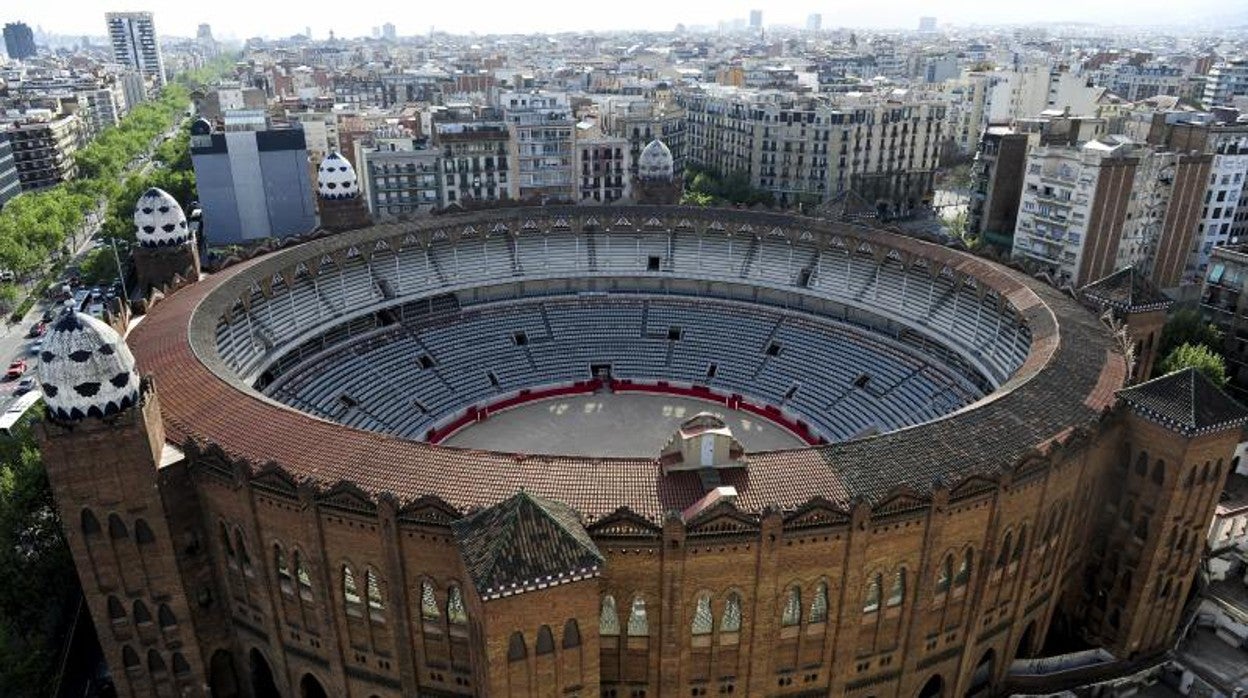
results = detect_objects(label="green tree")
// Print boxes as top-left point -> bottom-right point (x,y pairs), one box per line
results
1156,308 -> 1222,362
1158,342 -> 1228,385
0,285 -> 18,316
76,248 -> 124,287
0,419 -> 77,696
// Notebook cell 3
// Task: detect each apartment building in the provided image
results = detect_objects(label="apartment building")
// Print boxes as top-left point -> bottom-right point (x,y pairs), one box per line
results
501,91 -> 575,202
1012,135 -> 1209,288
1188,123 -> 1248,283
574,124 -> 631,203
597,98 -> 686,178
4,113 -> 81,191
433,121 -> 512,207
1203,59 -> 1248,109
968,126 -> 1029,249
76,88 -> 123,137
0,133 -> 19,209
682,86 -> 944,215
106,12 -> 165,88
355,135 -> 442,218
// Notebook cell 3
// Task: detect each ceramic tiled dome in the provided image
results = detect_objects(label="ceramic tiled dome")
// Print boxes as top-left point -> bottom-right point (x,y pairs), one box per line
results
37,312 -> 141,422
317,151 -> 359,199
638,139 -> 674,181
134,188 -> 191,248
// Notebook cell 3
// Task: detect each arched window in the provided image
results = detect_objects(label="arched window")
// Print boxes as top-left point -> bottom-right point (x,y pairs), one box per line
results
810,582 -> 829,623
274,545 -> 290,589
234,530 -> 251,571
535,625 -> 555,655
107,595 -> 126,622
172,653 -> 191,676
956,549 -> 973,585
781,586 -> 802,626
420,581 -> 440,621
507,632 -> 526,661
1159,579 -> 1172,598
1214,460 -> 1223,482
996,533 -> 1013,568
1135,515 -> 1150,540
936,555 -> 953,593
1012,527 -> 1027,563
294,552 -> 313,599
82,509 -> 101,536
1151,460 -> 1165,486
122,645 -> 140,669
599,595 -> 619,636
887,570 -> 906,607
108,514 -> 128,540
722,592 -> 742,633
1167,527 -> 1178,550
1184,468 -> 1195,488
134,519 -> 155,545
158,604 -> 176,629
1134,451 -> 1148,477
366,569 -> 385,617
342,566 -> 361,608
447,585 -> 467,625
148,649 -> 167,675
691,593 -> 713,635
562,619 -> 582,648
1201,461 -> 1211,484
133,600 -> 152,625
627,595 -> 648,636
1121,499 -> 1135,523
863,574 -> 882,613
219,522 -> 234,559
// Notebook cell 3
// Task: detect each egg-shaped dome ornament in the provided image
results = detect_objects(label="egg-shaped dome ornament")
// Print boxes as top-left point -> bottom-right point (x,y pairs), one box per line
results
638,139 -> 674,181
317,151 -> 359,199
133,188 -> 190,248
36,312 -> 141,422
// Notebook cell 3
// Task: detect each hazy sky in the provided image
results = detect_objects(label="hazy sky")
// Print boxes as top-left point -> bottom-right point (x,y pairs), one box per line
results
6,0 -> 1239,40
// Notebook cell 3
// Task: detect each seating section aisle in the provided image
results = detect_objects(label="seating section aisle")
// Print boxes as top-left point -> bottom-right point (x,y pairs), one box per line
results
266,297 -> 981,444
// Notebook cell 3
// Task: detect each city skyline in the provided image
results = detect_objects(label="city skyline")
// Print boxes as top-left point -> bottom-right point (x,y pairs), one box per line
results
5,0 -> 1247,41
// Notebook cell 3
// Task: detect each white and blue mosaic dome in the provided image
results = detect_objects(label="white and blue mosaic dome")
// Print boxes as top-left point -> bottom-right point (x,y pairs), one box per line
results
37,312 -> 140,422
638,139 -> 674,181
317,151 -> 359,199
134,188 -> 191,248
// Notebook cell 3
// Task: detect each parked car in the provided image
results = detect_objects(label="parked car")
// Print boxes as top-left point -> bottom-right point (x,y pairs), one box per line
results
6,360 -> 27,380
14,378 -> 36,395
28,339 -> 42,355
40,309 -> 55,323
27,322 -> 46,338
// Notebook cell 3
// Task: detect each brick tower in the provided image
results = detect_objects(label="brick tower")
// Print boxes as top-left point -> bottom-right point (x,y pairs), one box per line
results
1076,368 -> 1248,657
1080,266 -> 1172,382
131,187 -> 201,295
35,312 -> 215,697
316,151 -> 371,233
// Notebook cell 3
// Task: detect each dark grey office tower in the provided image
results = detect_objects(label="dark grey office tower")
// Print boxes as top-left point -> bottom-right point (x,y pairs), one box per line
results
3,22 -> 36,60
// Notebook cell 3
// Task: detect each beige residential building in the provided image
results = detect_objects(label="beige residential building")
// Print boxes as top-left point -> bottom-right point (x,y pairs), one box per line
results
681,86 -> 944,215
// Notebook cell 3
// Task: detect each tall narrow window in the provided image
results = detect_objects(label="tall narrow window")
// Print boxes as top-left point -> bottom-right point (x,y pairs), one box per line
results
627,595 -> 648,636
295,552 -> 313,600
863,574 -> 882,613
343,566 -> 361,611
220,522 -> 234,559
781,586 -> 802,627
158,604 -> 176,630
722,593 -> 742,633
133,600 -> 152,625
81,509 -> 101,536
147,649 -> 166,675
508,632 -> 527,661
691,593 -> 713,635
809,582 -> 829,623
1012,527 -> 1027,563
235,531 -> 251,572
562,619 -> 582,649
447,585 -> 467,625
109,514 -> 128,540
275,545 -> 291,592
122,645 -> 140,669
366,569 -> 385,620
134,519 -> 155,544
108,596 -> 126,622
536,625 -> 555,655
936,555 -> 953,593
887,570 -> 906,607
420,581 -> 440,621
956,550 -> 973,585
996,533 -> 1013,568
600,595 -> 620,636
